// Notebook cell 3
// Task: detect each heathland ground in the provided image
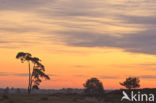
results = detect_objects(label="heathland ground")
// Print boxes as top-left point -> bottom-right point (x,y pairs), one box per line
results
0,88 -> 156,103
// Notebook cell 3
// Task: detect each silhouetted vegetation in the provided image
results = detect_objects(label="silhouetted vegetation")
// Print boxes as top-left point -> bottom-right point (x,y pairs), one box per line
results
32,85 -> 39,90
0,87 -> 156,103
16,88 -> 21,93
4,87 -> 9,94
83,78 -> 104,97
120,77 -> 140,89
16,52 -> 50,94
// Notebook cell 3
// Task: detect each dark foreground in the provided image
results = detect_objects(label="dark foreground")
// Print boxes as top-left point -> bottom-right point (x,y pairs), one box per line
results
0,89 -> 156,103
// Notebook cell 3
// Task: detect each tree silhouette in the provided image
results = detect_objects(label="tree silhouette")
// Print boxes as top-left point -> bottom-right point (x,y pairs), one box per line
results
83,78 -> 104,97
120,77 -> 140,90
16,52 -> 32,93
16,52 -> 50,94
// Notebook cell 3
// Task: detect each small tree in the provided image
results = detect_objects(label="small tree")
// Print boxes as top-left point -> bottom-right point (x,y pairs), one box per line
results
16,52 -> 50,94
120,77 -> 140,90
83,78 -> 104,97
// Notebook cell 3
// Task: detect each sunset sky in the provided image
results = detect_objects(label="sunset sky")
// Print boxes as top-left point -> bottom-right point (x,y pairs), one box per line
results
0,0 -> 156,89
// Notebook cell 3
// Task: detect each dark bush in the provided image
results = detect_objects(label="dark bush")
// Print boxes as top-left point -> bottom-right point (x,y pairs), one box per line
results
120,77 -> 140,89
84,77 -> 104,97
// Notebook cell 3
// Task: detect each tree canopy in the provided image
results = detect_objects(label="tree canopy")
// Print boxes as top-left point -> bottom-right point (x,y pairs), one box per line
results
120,77 -> 140,89
83,77 -> 104,97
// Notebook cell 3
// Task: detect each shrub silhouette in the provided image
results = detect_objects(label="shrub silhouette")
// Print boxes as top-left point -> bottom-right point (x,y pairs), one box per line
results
83,78 -> 104,97
16,52 -> 50,94
32,85 -> 39,90
4,87 -> 9,94
120,77 -> 140,89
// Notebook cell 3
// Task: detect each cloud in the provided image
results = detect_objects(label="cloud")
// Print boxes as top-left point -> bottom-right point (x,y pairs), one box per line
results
74,74 -> 87,77
42,0 -> 156,55
0,72 -> 10,76
140,75 -> 156,79
100,76 -> 119,79
73,75 -> 118,79
0,0 -> 51,11
48,74 -> 57,76
0,72 -> 54,77
14,73 -> 29,77
0,0 -> 156,56
54,30 -> 156,55
121,15 -> 156,25
139,63 -> 156,66
0,72 -> 28,76
112,63 -> 156,71
74,65 -> 88,68
0,26 -> 40,33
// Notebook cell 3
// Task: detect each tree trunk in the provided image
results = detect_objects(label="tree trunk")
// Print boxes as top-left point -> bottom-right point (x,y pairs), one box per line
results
28,61 -> 31,94
30,64 -> 35,92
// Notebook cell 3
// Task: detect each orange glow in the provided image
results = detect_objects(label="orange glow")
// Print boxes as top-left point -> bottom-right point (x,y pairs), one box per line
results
0,47 -> 156,89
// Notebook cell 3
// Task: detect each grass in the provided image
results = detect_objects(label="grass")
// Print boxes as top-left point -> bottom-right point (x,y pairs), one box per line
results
0,89 -> 156,103
0,93 -> 116,103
